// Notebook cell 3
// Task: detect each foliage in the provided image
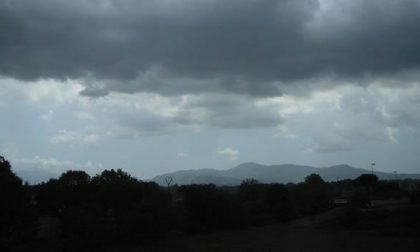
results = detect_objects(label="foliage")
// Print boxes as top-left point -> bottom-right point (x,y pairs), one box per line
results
354,174 -> 378,187
238,180 -> 295,224
1,155 -> 419,250
177,184 -> 241,231
0,156 -> 36,250
292,174 -> 332,215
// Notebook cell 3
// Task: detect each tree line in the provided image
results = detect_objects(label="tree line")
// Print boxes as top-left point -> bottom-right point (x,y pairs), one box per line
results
0,155 -> 418,251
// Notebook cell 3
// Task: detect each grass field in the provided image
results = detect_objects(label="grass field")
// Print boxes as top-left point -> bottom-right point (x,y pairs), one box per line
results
133,208 -> 420,252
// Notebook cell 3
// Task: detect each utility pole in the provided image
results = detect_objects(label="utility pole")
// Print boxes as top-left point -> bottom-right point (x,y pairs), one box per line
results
371,162 -> 375,175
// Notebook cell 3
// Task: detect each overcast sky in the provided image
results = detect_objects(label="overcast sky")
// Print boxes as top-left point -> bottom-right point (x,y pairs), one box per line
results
1,0 -> 420,180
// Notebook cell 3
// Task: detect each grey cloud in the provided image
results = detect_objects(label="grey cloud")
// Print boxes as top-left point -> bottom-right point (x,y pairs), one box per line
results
280,83 -> 420,153
1,0 -> 420,96
379,95 -> 420,130
310,141 -> 351,153
99,93 -> 284,136
116,110 -> 177,134
178,94 -> 283,128
79,87 -> 110,97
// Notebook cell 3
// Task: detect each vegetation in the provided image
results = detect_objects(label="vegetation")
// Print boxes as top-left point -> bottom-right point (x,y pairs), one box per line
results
1,155 -> 419,251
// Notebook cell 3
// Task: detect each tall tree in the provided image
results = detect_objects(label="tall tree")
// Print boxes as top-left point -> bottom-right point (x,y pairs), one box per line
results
0,156 -> 28,245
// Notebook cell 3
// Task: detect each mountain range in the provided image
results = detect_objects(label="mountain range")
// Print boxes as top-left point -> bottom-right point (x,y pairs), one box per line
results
152,162 -> 420,186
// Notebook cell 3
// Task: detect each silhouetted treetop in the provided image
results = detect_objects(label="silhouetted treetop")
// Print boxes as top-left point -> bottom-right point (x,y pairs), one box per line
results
304,174 -> 325,185
0,155 -> 22,190
58,170 -> 90,187
354,174 -> 378,187
297,173 -> 331,214
0,155 -> 29,248
241,178 -> 260,186
92,169 -> 137,185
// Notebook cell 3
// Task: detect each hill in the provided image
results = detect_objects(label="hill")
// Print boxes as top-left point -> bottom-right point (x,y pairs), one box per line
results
152,162 -> 420,186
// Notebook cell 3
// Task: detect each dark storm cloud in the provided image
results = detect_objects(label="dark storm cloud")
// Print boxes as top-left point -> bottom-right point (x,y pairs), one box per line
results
1,0 -> 420,96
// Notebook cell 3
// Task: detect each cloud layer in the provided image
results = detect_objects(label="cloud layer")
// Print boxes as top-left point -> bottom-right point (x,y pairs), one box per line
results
2,0 -> 420,178
2,0 -> 420,96
4,77 -> 420,153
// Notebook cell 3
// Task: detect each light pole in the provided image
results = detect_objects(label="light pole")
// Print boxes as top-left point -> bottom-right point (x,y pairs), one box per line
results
371,162 -> 375,175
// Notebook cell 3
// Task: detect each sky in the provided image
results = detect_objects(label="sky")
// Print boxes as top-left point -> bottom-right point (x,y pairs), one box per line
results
1,0 -> 420,181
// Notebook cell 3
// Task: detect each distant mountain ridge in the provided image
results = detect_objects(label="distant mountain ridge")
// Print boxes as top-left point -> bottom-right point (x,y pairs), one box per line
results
152,162 -> 420,186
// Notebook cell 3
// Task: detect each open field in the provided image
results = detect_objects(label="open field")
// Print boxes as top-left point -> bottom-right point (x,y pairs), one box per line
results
137,208 -> 420,252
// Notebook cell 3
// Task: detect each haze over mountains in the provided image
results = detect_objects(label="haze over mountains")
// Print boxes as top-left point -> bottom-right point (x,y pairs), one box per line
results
15,162 -> 420,185
153,163 -> 420,186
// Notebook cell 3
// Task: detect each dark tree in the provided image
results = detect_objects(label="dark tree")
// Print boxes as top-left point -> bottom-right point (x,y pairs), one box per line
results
90,169 -> 143,213
238,178 -> 262,201
58,170 -> 90,187
178,184 -> 236,231
165,176 -> 173,188
238,180 -> 295,224
294,174 -> 332,215
350,174 -> 379,207
55,168 -> 172,247
354,174 -> 378,187
0,155 -> 22,194
264,183 -> 295,221
0,156 -> 34,248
